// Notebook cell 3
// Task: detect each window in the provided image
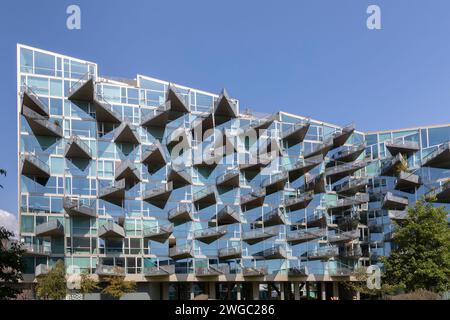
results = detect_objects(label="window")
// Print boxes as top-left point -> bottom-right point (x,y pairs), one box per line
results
428,126 -> 450,146
34,51 -> 55,76
20,48 -> 33,73
21,216 -> 34,233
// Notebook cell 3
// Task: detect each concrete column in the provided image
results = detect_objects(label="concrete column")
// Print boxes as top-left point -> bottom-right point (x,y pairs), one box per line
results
161,282 -> 169,300
252,282 -> 259,300
320,282 -> 326,301
190,283 -> 195,300
279,283 -> 285,300
208,282 -> 216,300
332,282 -> 339,300
294,282 -> 300,300
305,282 -> 310,299
236,283 -> 242,301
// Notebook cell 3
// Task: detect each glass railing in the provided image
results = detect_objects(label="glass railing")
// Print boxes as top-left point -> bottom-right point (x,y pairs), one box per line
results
68,72 -> 96,97
22,153 -> 50,174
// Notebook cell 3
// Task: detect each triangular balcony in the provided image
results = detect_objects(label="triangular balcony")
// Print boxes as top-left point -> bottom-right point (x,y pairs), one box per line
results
63,197 -> 96,218
95,264 -> 126,277
425,180 -> 450,204
143,223 -> 173,243
380,153 -> 408,176
253,207 -> 285,228
21,85 -> 49,117
166,128 -> 191,150
141,103 -> 170,128
98,221 -> 125,239
35,220 -> 64,237
195,265 -> 230,277
168,203 -> 194,225
193,226 -> 227,244
141,142 -> 167,173
331,143 -> 366,162
297,211 -> 329,228
113,122 -> 140,144
21,154 -> 50,178
214,89 -> 238,119
326,193 -> 369,212
385,139 -> 420,156
241,113 -> 277,137
253,246 -> 287,260
395,172 -> 422,193
421,142 -> 450,169
209,206 -> 240,227
192,146 -> 224,169
240,187 -> 266,211
143,181 -> 173,209
287,266 -> 309,276
115,160 -> 141,183
167,164 -> 192,188
67,75 -> 95,102
303,173 -> 327,194
193,186 -> 217,210
167,84 -> 190,114
216,168 -> 240,188
191,113 -> 214,141
260,171 -> 288,195
143,264 -> 175,277
282,191 -> 314,211
65,136 -> 92,159
286,229 -> 326,245
284,155 -> 323,182
238,154 -> 271,172
21,106 -> 62,137
334,178 -> 369,196
328,229 -> 360,244
169,244 -> 194,261
242,266 -> 268,277
242,227 -> 277,245
381,192 -> 409,210
93,94 -> 122,124
325,161 -> 366,184
281,121 -> 310,144
98,179 -> 126,205
218,246 -> 242,260
304,138 -> 334,158
301,246 -> 339,261
331,124 -> 355,148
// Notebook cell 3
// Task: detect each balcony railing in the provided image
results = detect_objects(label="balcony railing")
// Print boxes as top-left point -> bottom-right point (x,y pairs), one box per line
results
21,106 -> 63,137
143,224 -> 173,243
242,227 -> 278,245
253,246 -> 287,260
35,220 -> 64,237
421,141 -> 450,168
22,243 -> 51,256
95,264 -> 126,277
216,168 -> 240,187
169,245 -> 193,260
193,226 -> 227,244
63,197 -> 96,218
282,191 -> 314,211
302,246 -> 339,260
286,229 -> 326,245
425,180 -> 450,203
334,177 -> 369,195
65,136 -> 92,159
35,264 -> 50,277
242,266 -> 268,277
143,264 -> 175,277
21,153 -> 50,178
168,203 -> 193,224
98,221 -> 126,239
195,265 -> 230,277
218,246 -> 242,260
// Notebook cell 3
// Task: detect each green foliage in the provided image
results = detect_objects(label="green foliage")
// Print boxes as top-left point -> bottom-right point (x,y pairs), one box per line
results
388,289 -> 442,300
80,272 -> 99,294
36,260 -> 67,300
0,227 -> 25,299
381,199 -> 450,293
101,274 -> 136,298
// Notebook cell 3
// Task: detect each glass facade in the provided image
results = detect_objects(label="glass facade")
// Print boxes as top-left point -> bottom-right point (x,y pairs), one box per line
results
18,45 -> 450,300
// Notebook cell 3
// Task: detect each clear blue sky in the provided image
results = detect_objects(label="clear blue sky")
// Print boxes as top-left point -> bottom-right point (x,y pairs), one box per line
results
0,0 -> 450,215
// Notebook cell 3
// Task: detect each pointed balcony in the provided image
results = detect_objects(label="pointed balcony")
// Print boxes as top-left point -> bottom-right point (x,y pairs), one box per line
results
325,161 -> 366,184
214,89 -> 238,119
395,172 -> 422,193
297,211 -> 328,228
168,203 -> 194,225
216,168 -> 240,188
93,93 -> 122,124
192,112 -> 214,141
328,230 -> 360,244
113,122 -> 140,144
334,178 -> 368,196
167,84 -> 190,113
242,227 -> 278,245
141,142 -> 166,172
192,146 -> 224,168
240,187 -> 266,211
21,106 -> 62,137
115,160 -> 141,183
65,136 -> 92,159
98,221 -> 125,239
385,139 -> 420,156
193,186 -> 217,210
193,226 -> 227,244
218,246 -> 242,260
261,171 -> 288,195
253,207 -> 285,228
388,210 -> 408,221
327,193 -> 369,212
238,154 -> 271,172
143,224 -> 173,243
21,154 -> 50,178
241,113 -> 277,136
282,191 -> 314,211
380,153 -> 408,176
304,138 -> 334,158
421,142 -> 450,169
425,180 -> 450,204
242,266 -> 268,277
195,265 -> 230,277
303,173 -> 327,194
98,179 -> 126,205
35,220 -> 64,237
95,264 -> 126,277
141,103 -> 170,128
331,143 -> 366,162
166,128 -> 191,150
21,85 -> 49,117
209,206 -> 240,227
35,264 -> 51,277
381,192 -> 409,210
22,243 -> 51,257
331,124 -> 355,148
67,74 -> 95,102
253,246 -> 287,260
284,155 -> 323,182
167,164 -> 192,188
286,229 -> 326,245
143,181 -> 173,209
63,197 -> 96,218
143,264 -> 175,277
301,246 -> 339,261
281,121 -> 310,144
288,266 -> 309,276
169,244 -> 194,261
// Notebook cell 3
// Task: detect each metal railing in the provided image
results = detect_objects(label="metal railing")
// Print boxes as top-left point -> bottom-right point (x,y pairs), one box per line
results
95,264 -> 125,276
22,153 -> 50,174
193,226 -> 227,239
421,141 -> 450,165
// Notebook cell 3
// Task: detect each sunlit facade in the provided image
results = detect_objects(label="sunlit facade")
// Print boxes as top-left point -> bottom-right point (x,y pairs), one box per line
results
17,44 -> 450,300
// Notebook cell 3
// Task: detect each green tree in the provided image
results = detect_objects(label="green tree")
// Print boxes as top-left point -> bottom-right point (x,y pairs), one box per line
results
80,272 -> 99,295
0,227 -> 25,299
101,274 -> 136,299
36,259 -> 67,300
380,199 -> 450,293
